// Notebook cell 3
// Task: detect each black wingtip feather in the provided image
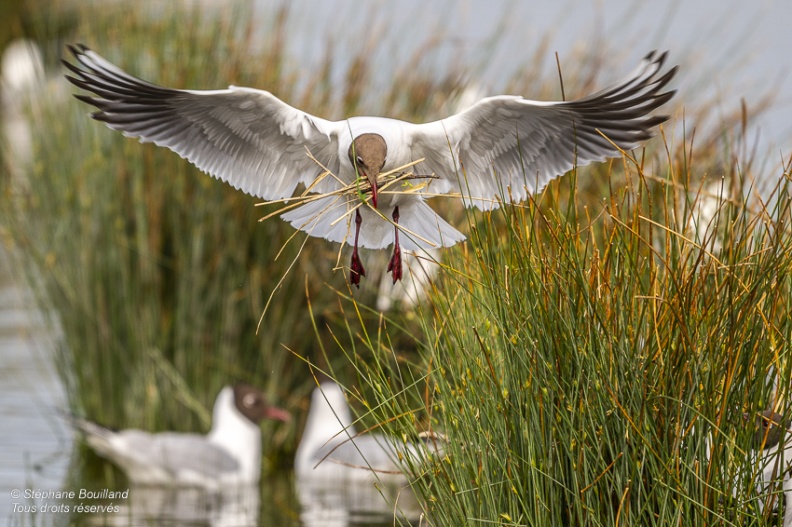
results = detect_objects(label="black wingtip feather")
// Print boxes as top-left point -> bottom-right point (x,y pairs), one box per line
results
91,111 -> 110,122
73,93 -> 98,106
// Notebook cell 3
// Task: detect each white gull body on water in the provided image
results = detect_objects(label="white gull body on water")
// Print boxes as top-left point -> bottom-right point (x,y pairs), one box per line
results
295,382 -> 438,524
73,384 -> 289,488
295,381 -> 442,481
748,411 -> 792,526
703,409 -> 792,525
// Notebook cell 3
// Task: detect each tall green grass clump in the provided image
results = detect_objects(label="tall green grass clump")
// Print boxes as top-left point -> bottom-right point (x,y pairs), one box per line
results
344,134 -> 791,525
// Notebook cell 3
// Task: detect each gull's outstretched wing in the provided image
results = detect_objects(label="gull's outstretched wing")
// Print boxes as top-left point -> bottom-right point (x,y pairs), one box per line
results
64,44 -> 345,199
410,50 -> 677,209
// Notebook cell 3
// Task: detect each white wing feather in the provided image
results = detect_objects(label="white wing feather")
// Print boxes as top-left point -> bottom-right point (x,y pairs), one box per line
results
64,45 -> 345,200
410,50 -> 677,209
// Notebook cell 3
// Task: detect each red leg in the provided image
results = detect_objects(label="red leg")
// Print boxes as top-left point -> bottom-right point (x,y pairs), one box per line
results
350,209 -> 366,287
387,207 -> 402,283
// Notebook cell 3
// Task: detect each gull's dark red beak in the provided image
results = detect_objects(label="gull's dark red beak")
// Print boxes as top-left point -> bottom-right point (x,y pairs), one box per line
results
362,170 -> 378,208
370,176 -> 378,208
265,405 -> 291,423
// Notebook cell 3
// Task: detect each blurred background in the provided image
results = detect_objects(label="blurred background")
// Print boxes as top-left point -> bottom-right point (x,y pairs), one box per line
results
1,0 -> 790,525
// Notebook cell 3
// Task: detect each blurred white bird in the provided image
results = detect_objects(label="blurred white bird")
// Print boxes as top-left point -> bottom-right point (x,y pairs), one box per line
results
376,247 -> 440,312
294,381 -> 437,525
2,39 -> 45,176
747,410 -> 792,525
72,384 -> 290,488
295,381 -> 441,482
64,45 -> 676,286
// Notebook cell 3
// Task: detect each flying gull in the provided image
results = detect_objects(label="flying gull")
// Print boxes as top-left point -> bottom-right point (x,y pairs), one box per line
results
64,45 -> 677,286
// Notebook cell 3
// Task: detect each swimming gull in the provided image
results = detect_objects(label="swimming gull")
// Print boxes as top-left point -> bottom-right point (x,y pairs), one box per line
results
72,384 -> 290,488
295,381 -> 442,482
747,410 -> 792,524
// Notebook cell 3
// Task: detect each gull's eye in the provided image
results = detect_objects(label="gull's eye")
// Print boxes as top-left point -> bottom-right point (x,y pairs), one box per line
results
356,156 -> 364,166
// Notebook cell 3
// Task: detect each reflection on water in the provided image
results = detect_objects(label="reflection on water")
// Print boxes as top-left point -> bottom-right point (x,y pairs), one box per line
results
81,485 -> 260,527
65,470 -> 423,527
296,474 -> 425,527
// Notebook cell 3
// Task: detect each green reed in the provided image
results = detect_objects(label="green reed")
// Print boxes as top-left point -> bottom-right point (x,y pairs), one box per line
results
344,133 -> 792,525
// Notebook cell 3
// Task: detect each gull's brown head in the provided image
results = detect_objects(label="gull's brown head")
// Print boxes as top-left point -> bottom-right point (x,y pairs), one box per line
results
233,384 -> 291,424
348,133 -> 387,208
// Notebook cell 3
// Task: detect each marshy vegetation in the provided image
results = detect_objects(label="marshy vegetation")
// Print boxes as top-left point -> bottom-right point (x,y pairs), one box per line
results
2,1 -> 791,525
361,155 -> 792,525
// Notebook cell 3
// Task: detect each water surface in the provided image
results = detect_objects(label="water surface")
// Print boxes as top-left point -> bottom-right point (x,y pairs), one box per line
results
0,248 -> 72,524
